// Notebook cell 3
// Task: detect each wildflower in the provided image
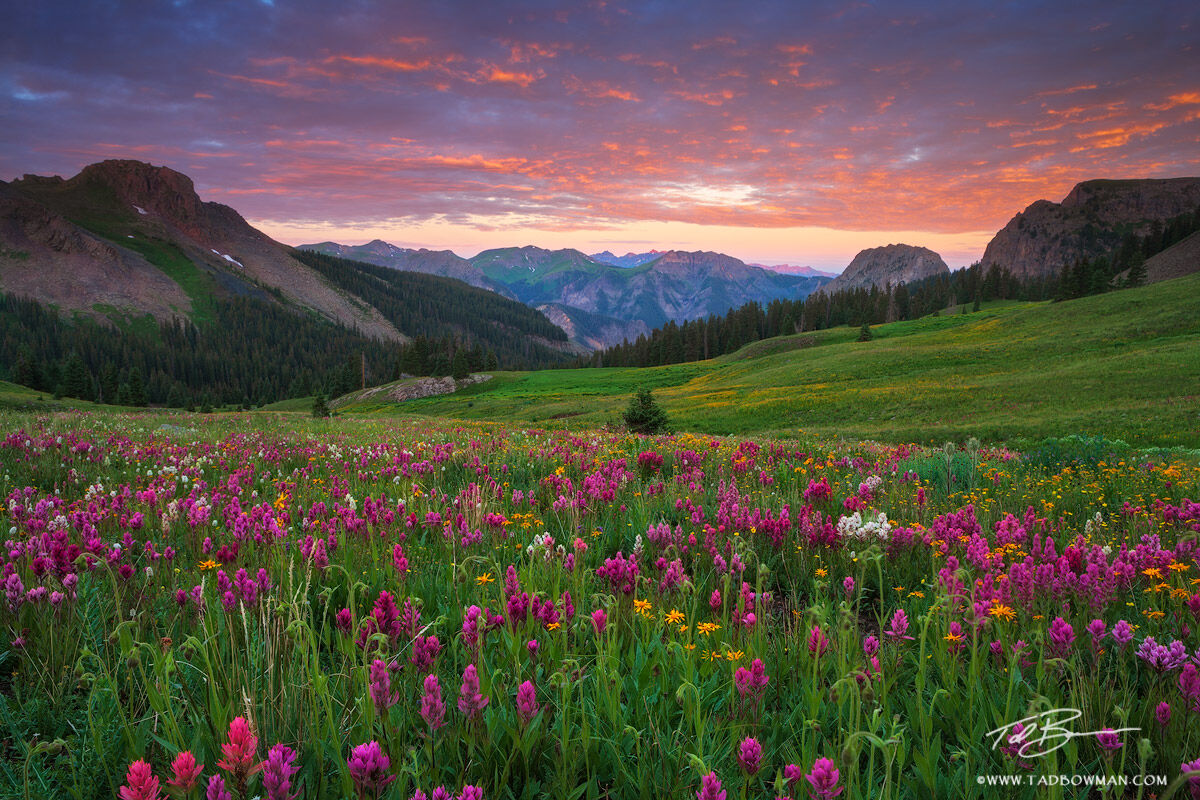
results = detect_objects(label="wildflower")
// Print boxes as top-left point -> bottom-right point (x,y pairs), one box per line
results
369,659 -> 399,711
1157,701 -> 1172,729
885,608 -> 913,641
119,760 -> 161,800
205,775 -> 232,800
842,576 -> 855,600
734,658 -> 770,703
1096,729 -> 1123,752
457,787 -> 484,800
737,736 -> 762,775
262,744 -> 300,800
862,635 -> 879,658
695,772 -> 726,800
709,589 -> 721,611
420,674 -> 447,731
217,717 -> 262,785
198,559 -> 217,571
457,664 -> 490,719
1111,620 -> 1134,648
476,573 -> 494,586
410,635 -> 442,670
347,741 -> 395,798
591,608 -> 607,635
1180,663 -> 1200,710
805,757 -> 843,798
1137,636 -> 1189,672
167,751 -> 204,793
1047,617 -> 1075,658
516,680 -> 540,726
634,598 -> 651,614
1086,619 -> 1107,653
989,604 -> 1016,621
808,625 -> 829,657
1181,758 -> 1200,800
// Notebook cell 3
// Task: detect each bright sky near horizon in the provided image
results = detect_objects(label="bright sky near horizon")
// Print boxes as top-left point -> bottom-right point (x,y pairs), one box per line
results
3,1 -> 1198,270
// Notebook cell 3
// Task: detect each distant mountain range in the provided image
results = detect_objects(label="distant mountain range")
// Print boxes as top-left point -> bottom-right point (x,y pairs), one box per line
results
299,242 -> 831,348
0,160 -> 577,405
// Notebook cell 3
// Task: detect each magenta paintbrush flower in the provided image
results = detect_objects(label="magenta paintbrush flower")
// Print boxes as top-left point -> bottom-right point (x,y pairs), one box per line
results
885,608 -> 913,640
805,757 -> 843,798
119,760 -> 161,800
369,658 -> 399,711
591,608 -> 607,634
737,736 -> 762,775
205,775 -> 232,800
262,744 -> 300,800
348,741 -> 395,798
695,772 -> 726,800
808,625 -> 829,657
516,679 -> 540,726
457,786 -> 484,800
457,663 -> 490,719
420,673 -> 447,731
167,751 -> 203,793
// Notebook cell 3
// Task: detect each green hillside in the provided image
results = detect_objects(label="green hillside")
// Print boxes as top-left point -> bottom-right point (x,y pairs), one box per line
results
337,274 -> 1200,447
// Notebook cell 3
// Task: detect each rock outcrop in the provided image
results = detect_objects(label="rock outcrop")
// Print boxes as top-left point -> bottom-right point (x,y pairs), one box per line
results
822,244 -> 949,293
980,178 -> 1200,278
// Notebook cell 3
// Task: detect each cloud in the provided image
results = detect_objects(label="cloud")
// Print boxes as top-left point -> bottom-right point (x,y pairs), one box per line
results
1,0 -> 1197,267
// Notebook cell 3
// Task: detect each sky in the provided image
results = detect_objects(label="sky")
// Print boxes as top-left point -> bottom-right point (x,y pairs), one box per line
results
2,1 -> 1198,271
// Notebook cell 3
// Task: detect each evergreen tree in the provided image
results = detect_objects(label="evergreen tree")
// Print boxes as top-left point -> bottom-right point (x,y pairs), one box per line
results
1125,251 -> 1147,288
99,362 -> 119,404
12,347 -> 42,391
972,293 -> 981,312
61,353 -> 92,400
485,350 -> 499,371
166,383 -> 188,408
857,323 -> 873,342
451,348 -> 470,380
127,366 -> 148,407
312,394 -> 331,418
623,388 -> 670,435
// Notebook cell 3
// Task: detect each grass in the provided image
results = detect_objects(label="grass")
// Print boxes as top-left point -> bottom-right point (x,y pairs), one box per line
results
336,275 -> 1200,447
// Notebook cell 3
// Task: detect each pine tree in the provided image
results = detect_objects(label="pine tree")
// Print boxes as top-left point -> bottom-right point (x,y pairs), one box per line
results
1125,252 -> 1147,288
12,348 -> 42,391
857,323 -> 873,342
485,350 -> 499,371
623,388 -> 670,435
312,394 -> 331,418
451,348 -> 470,380
127,366 -> 148,407
61,353 -> 91,400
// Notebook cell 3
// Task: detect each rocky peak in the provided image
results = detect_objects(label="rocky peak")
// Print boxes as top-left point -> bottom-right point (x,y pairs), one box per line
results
823,244 -> 948,293
981,177 -> 1200,278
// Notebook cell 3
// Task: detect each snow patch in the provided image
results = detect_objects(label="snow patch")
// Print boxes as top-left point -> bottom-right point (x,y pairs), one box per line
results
210,248 -> 244,268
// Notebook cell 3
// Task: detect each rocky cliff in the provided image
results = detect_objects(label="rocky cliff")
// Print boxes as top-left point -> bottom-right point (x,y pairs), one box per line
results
822,244 -> 949,293
980,178 -> 1200,278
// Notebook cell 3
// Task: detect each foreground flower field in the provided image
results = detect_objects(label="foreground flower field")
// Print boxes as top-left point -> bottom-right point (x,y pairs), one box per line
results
1,411 -> 1199,799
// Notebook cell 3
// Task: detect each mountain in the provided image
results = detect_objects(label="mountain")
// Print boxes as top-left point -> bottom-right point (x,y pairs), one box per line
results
980,178 -> 1200,278
536,303 -> 650,352
1141,230 -> 1200,284
5,161 -> 401,340
747,262 -> 839,278
589,250 -> 664,268
300,242 -> 830,347
0,160 -> 576,405
302,240 -> 509,295
821,244 -> 949,293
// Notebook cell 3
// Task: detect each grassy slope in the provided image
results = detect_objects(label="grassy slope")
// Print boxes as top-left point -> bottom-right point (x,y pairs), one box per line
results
337,275 -> 1200,447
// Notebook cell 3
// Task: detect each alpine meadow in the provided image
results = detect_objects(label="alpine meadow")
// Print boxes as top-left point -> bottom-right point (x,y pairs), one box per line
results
2,2 -> 1200,800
